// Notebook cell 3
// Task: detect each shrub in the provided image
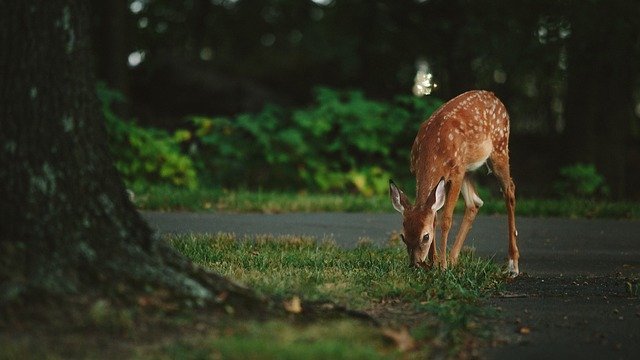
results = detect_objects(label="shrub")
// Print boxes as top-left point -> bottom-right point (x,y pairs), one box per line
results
553,163 -> 609,198
98,83 -> 198,190
186,88 -> 442,195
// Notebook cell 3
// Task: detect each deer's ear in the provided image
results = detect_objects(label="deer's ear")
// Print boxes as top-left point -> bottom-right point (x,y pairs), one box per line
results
431,179 -> 446,212
389,180 -> 410,214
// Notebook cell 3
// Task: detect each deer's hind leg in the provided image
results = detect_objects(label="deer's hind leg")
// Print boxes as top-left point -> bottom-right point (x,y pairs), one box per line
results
449,175 -> 483,265
490,152 -> 519,277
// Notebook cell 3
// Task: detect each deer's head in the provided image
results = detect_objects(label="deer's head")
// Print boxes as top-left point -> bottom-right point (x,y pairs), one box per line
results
389,179 -> 446,268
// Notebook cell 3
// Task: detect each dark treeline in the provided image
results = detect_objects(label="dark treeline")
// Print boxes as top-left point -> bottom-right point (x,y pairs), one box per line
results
91,0 -> 640,199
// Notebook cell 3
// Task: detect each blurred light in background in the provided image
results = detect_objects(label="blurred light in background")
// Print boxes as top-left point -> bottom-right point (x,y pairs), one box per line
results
137,17 -> 148,29
493,69 -> 507,84
311,0 -> 334,5
261,33 -> 276,47
200,47 -> 213,61
412,59 -> 437,96
129,0 -> 145,14
128,50 -> 145,67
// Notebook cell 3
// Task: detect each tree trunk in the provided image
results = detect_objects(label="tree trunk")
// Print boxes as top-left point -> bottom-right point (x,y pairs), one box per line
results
0,0 -> 264,312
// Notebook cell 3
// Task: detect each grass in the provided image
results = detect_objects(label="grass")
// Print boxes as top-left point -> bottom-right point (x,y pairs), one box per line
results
1,234 -> 505,359
169,234 -> 503,305
133,186 -> 388,213
163,233 -> 506,358
133,185 -> 640,219
153,320 -> 391,360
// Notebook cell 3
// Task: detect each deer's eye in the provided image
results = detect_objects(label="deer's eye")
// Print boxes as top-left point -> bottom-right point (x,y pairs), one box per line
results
422,234 -> 430,243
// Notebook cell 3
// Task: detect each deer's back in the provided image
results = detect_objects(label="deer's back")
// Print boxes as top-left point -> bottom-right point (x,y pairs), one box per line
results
410,90 -> 510,184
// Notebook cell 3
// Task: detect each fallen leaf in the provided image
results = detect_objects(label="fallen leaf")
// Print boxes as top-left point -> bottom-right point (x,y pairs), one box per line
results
215,291 -> 228,303
499,292 -> 528,298
518,326 -> 531,335
283,296 -> 302,314
320,303 -> 335,311
382,327 -> 416,352
137,296 -> 151,307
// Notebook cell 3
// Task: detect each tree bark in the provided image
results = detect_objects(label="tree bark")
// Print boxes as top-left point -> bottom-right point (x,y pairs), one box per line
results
0,0 -> 264,312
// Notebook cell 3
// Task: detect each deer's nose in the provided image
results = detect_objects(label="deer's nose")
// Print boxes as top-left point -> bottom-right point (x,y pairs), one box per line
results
410,259 -> 430,270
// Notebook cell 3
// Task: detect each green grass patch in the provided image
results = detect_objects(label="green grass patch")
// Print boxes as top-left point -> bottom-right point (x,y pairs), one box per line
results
134,186 -> 389,213
134,186 -> 640,219
154,320 -> 391,360
168,233 -> 503,304
165,233 -> 506,358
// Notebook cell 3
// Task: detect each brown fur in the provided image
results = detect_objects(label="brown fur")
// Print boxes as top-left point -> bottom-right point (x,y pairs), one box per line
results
391,90 -> 520,275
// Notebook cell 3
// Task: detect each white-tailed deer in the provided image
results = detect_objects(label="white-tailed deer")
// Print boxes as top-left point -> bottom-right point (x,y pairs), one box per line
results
389,90 -> 519,277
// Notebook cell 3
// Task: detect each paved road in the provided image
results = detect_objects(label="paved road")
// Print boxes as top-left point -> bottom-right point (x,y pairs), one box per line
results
142,211 -> 640,359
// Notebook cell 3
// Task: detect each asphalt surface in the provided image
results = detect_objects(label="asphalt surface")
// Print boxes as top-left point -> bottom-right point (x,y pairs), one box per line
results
142,211 -> 640,359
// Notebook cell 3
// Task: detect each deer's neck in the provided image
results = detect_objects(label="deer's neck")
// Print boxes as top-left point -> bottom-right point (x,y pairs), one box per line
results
415,172 -> 442,210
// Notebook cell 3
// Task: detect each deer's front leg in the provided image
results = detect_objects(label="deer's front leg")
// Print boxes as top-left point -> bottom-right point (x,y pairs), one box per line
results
438,175 -> 463,269
428,216 -> 437,266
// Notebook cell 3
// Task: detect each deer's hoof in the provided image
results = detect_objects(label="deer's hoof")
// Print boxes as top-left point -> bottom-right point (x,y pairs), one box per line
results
507,259 -> 519,278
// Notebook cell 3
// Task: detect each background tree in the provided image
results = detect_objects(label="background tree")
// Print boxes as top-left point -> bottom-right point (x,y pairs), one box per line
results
563,0 -> 640,199
0,0 -> 262,312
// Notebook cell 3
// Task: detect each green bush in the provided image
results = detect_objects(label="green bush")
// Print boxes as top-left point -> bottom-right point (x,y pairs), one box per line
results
98,84 -> 198,190
187,88 -> 442,195
553,163 -> 609,198
98,85 -> 441,195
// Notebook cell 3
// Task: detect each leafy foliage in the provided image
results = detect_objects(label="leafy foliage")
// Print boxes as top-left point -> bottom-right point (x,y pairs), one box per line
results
553,163 -> 609,198
186,88 -> 442,195
99,83 -> 440,195
98,83 -> 198,190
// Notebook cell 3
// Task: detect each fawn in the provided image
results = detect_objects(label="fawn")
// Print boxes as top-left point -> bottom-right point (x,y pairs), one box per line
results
389,90 -> 519,277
